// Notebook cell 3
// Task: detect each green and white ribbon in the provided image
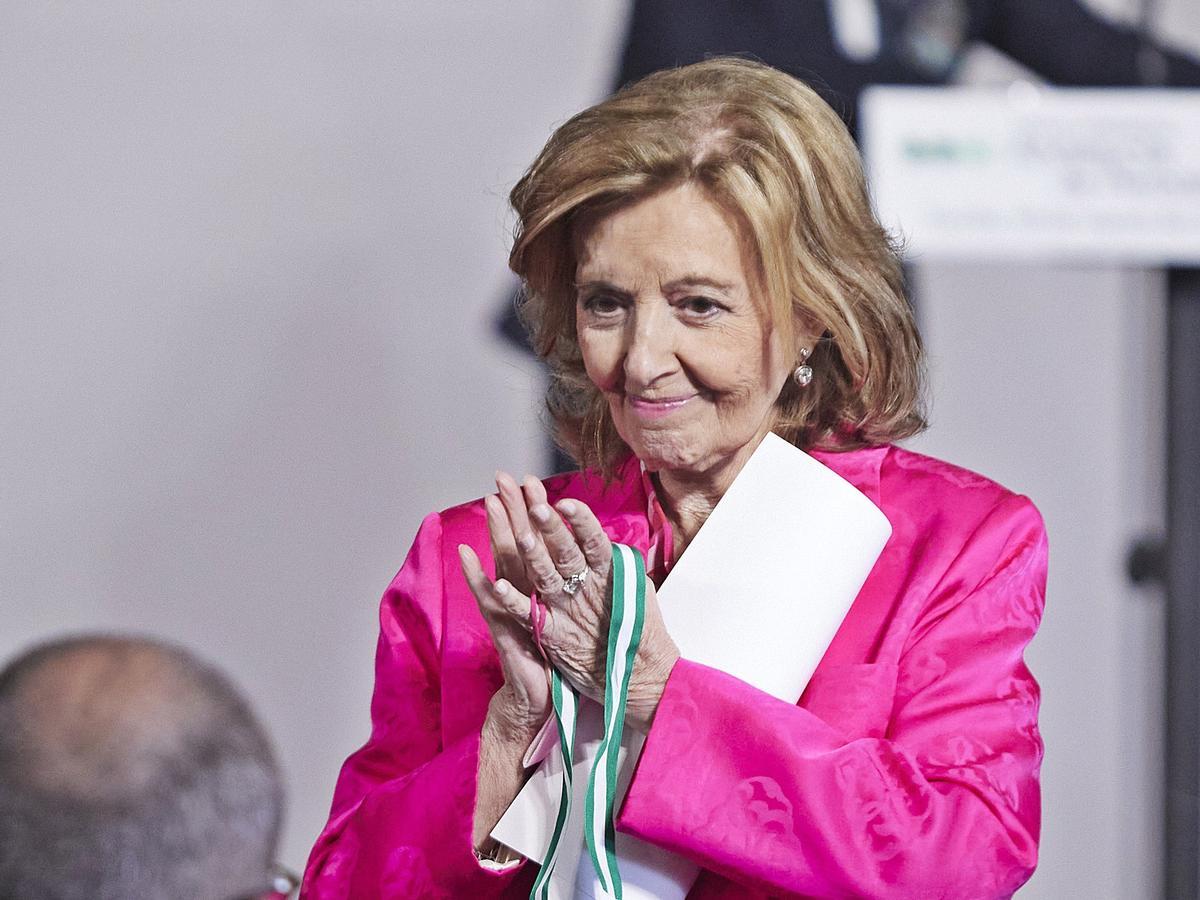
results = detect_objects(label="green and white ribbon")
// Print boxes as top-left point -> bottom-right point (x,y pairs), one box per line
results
528,670 -> 579,899
531,543 -> 647,900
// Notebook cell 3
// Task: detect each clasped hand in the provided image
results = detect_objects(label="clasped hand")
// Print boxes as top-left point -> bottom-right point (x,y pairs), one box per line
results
458,471 -> 679,741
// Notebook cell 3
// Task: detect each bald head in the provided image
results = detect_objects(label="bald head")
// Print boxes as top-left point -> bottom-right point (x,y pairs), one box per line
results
0,635 -> 283,900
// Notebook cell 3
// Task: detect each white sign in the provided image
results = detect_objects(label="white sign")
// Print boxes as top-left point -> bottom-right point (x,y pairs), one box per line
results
861,86 -> 1200,265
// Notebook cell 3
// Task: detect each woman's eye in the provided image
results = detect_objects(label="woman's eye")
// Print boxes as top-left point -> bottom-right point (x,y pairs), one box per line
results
582,295 -> 624,316
681,296 -> 722,317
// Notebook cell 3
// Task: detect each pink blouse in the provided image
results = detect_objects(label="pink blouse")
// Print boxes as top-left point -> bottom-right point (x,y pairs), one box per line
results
301,444 -> 1046,899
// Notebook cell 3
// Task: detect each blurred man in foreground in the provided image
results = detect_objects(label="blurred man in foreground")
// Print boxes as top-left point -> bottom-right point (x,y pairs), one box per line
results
0,635 -> 295,900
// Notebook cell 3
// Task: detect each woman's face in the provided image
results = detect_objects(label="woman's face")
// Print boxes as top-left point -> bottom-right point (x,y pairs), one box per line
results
574,182 -> 795,480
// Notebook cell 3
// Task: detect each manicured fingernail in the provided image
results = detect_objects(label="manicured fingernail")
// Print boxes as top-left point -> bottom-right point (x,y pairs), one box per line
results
494,579 -> 509,596
557,499 -> 576,516
457,544 -> 470,562
530,504 -> 551,524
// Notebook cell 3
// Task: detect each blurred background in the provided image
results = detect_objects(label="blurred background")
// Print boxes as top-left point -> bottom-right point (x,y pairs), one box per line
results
1,2 -> 1197,896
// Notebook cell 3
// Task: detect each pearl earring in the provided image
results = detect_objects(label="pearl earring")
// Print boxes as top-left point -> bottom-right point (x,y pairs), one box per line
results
792,347 -> 813,387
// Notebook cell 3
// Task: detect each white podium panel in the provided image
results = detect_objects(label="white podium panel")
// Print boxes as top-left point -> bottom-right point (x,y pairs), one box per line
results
861,86 -> 1200,265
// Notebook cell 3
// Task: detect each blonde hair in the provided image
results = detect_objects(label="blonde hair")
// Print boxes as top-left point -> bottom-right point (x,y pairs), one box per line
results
509,57 -> 925,473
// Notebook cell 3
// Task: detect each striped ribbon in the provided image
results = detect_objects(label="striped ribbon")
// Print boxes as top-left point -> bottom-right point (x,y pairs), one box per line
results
530,543 -> 647,900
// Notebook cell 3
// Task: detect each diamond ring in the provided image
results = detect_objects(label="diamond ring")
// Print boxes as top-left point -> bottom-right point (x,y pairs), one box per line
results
561,568 -> 589,596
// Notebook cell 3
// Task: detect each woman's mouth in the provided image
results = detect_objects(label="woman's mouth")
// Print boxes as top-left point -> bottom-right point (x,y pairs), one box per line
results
626,393 -> 698,419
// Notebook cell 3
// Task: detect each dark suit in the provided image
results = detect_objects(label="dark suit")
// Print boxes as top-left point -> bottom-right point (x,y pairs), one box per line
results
617,0 -> 1200,135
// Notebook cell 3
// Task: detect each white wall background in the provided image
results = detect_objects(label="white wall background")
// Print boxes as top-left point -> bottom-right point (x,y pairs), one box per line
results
0,0 -> 1195,890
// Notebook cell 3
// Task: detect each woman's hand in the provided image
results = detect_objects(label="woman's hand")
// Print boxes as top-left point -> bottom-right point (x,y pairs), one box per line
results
458,501 -> 552,739
460,492 -> 560,852
457,471 -> 681,850
485,471 -> 680,732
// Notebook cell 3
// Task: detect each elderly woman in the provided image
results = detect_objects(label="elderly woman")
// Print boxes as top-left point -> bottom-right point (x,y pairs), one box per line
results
303,58 -> 1045,898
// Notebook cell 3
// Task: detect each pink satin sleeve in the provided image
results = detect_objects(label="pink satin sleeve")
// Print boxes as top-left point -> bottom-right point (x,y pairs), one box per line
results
617,498 -> 1047,899
300,512 -> 529,899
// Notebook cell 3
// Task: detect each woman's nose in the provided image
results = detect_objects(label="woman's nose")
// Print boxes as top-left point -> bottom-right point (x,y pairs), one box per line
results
622,303 -> 677,388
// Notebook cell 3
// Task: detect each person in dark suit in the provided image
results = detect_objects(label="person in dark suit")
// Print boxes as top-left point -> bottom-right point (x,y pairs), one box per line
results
617,0 -> 1200,127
